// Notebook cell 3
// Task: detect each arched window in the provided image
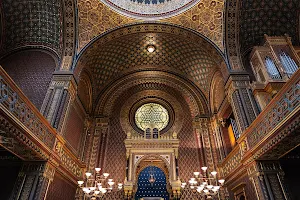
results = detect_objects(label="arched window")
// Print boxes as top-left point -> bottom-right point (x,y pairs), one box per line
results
279,51 -> 299,77
153,128 -> 159,139
265,57 -> 281,79
145,128 -> 151,139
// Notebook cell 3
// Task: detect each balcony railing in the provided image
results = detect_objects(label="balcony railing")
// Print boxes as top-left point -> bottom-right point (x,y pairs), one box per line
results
0,66 -> 84,178
221,69 -> 300,177
0,69 -> 56,149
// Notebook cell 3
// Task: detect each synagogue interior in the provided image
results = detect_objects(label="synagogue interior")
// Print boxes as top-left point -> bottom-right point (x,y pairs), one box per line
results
0,0 -> 299,199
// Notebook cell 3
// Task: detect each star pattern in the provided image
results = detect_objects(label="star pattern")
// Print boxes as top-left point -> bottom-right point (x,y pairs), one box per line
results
135,166 -> 169,199
135,103 -> 169,131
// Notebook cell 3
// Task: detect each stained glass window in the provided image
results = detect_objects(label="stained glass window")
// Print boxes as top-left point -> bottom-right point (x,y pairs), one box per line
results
135,103 -> 169,131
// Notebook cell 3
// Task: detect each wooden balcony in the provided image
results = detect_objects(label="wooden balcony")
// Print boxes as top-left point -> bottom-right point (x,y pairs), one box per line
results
220,69 -> 300,179
0,66 -> 84,182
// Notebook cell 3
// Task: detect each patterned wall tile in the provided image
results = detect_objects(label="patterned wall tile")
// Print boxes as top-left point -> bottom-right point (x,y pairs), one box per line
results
177,101 -> 200,182
102,83 -> 201,199
46,173 -> 77,200
64,102 -> 85,153
0,50 -> 56,109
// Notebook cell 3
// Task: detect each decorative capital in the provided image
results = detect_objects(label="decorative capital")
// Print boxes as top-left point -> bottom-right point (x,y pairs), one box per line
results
43,163 -> 56,181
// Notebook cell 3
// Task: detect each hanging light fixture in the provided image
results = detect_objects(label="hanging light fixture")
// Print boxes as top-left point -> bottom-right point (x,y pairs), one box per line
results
148,166 -> 156,185
147,45 -> 156,53
181,166 -> 225,198
77,168 -> 123,199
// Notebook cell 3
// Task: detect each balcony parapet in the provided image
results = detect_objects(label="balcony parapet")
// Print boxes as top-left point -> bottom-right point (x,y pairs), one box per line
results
220,69 -> 300,178
0,66 -> 84,181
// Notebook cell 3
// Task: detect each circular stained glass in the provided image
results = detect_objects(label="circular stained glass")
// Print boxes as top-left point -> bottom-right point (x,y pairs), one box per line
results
135,103 -> 169,131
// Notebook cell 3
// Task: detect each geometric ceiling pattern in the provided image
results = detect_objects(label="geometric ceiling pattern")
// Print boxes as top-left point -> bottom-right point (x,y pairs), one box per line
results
161,0 -> 224,49
239,0 -> 300,56
76,31 -> 223,97
101,0 -> 200,19
0,0 -> 62,57
77,0 -> 224,51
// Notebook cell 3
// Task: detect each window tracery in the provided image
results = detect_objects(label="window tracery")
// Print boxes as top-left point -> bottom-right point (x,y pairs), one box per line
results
135,103 -> 169,132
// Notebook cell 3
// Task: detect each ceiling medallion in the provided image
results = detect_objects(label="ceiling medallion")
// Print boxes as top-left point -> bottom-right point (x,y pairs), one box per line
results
100,0 -> 201,20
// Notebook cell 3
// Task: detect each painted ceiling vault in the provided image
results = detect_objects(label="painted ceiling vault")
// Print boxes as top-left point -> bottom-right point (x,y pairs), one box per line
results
76,24 -> 224,99
238,0 -> 300,64
77,0 -> 224,51
100,0 -> 200,19
0,0 -> 63,57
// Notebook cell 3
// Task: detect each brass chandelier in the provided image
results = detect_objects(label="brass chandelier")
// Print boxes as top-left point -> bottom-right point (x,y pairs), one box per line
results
77,168 -> 123,199
181,166 -> 225,198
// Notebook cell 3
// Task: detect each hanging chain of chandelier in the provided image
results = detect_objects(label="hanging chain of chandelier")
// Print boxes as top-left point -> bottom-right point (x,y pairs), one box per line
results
181,166 -> 225,198
77,168 -> 123,199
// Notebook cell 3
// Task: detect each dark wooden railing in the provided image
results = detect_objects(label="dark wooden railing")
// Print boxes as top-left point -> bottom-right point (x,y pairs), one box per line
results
0,66 -> 84,180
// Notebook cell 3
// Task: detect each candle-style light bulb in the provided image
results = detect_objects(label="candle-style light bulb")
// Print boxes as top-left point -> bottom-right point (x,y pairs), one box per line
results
193,172 -> 200,177
218,179 -> 225,185
201,166 -> 208,171
211,171 -> 217,177
77,180 -> 84,185
95,168 -> 101,173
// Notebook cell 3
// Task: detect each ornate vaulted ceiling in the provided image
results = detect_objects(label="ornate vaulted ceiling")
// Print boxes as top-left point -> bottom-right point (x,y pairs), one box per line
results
77,0 -> 224,51
95,71 -> 208,117
239,0 -> 300,60
100,0 -> 201,19
0,0 -> 298,74
0,0 -> 63,57
76,24 -> 224,100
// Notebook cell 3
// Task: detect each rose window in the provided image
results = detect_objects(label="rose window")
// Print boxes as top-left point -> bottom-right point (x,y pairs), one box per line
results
135,103 -> 169,131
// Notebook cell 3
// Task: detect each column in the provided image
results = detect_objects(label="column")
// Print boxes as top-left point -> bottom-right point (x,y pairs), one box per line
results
226,74 -> 260,134
87,118 -> 109,172
212,117 -> 227,162
193,117 -> 215,170
81,117 -> 94,163
40,74 -> 76,131
10,161 -> 55,200
247,161 -> 291,200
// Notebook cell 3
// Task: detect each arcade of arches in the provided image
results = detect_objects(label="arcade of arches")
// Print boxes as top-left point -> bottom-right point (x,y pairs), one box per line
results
0,1 -> 299,200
